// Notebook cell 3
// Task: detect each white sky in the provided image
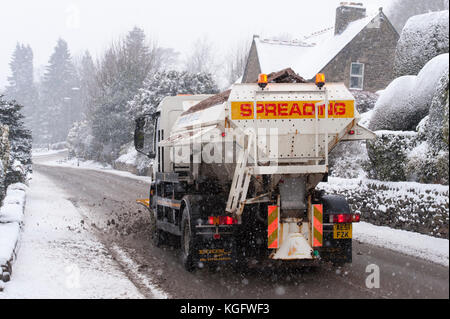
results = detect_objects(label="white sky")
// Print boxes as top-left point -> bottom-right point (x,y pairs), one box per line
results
0,0 -> 389,89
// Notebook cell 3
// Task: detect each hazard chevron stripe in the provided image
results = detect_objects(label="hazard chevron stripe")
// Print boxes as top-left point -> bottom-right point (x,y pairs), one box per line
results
313,204 -> 323,247
268,206 -> 279,249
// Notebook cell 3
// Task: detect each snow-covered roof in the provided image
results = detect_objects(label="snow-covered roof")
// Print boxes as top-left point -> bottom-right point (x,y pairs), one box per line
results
255,11 -> 381,80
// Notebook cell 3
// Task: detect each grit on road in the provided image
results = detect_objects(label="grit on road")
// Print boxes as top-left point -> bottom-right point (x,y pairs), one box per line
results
8,152 -> 450,299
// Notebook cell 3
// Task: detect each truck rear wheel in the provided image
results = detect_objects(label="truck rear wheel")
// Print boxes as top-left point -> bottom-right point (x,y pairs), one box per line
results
181,207 -> 197,272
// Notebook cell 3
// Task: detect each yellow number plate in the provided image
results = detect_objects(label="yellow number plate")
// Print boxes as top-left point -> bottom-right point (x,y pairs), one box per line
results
333,223 -> 352,239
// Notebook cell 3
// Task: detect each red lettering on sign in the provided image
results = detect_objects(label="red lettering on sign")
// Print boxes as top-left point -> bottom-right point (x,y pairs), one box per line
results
257,103 -> 264,114
278,103 -> 288,116
334,102 -> 346,115
265,103 -> 277,116
303,103 -> 315,116
240,103 -> 252,117
290,103 -> 302,116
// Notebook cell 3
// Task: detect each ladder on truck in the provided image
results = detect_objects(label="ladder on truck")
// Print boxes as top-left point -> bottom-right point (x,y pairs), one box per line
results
226,88 -> 330,217
226,135 -> 254,216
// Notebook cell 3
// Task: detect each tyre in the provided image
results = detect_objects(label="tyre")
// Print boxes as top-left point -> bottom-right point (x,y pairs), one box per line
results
180,207 -> 197,272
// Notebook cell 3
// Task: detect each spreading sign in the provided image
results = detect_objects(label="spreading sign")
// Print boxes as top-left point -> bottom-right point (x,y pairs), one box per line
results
230,100 -> 354,120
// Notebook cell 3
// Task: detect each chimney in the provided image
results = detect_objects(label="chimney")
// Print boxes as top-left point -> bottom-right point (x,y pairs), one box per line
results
335,2 -> 366,35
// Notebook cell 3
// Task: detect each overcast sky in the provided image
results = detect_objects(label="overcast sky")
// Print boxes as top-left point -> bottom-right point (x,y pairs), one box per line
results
0,0 -> 389,89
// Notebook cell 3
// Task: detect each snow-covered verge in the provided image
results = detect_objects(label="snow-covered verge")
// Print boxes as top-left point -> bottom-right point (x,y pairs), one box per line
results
0,183 -> 27,287
318,177 -> 449,239
0,171 -> 144,298
113,143 -> 153,177
354,222 -> 449,267
32,149 -> 66,157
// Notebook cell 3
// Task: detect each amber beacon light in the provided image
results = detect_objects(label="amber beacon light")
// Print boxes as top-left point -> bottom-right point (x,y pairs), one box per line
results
315,73 -> 326,89
258,73 -> 268,89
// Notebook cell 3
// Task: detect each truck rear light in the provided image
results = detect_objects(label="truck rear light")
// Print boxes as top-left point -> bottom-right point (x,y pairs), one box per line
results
330,214 -> 359,223
208,216 -> 237,225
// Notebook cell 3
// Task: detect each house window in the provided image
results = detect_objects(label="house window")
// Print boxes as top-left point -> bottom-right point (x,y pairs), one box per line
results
350,62 -> 364,90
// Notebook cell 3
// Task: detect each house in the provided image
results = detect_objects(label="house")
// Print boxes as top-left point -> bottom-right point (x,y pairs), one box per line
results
242,3 -> 399,92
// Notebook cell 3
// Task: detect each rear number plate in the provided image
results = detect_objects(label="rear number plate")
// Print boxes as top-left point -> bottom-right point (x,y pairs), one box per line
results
333,223 -> 352,239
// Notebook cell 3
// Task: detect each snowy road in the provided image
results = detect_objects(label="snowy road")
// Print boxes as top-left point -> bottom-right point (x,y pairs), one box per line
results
3,151 -> 448,299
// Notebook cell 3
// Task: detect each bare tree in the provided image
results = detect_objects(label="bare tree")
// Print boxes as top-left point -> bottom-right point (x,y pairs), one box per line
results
153,47 -> 180,72
224,40 -> 251,86
185,36 -> 216,74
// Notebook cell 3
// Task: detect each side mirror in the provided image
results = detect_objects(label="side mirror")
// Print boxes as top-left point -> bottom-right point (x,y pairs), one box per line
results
134,116 -> 156,159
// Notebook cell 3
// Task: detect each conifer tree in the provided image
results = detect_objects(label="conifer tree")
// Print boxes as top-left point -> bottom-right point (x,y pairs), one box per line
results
4,43 -> 38,129
39,38 -> 79,143
0,96 -> 32,186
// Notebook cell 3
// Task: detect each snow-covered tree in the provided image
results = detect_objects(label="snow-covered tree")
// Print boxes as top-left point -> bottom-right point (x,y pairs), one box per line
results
128,70 -> 219,118
90,27 -> 162,162
38,38 -> 79,143
386,0 -> 449,33
75,51 -> 98,119
0,96 -> 32,186
393,10 -> 449,77
4,43 -> 38,129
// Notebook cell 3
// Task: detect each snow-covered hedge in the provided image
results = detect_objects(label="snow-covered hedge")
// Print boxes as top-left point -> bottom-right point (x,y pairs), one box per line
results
0,125 -> 10,203
350,90 -> 379,113
422,69 -> 450,153
329,141 -> 369,179
370,54 -> 449,131
366,127 -> 449,185
367,60 -> 449,185
0,183 -> 27,285
318,177 -> 449,238
405,141 -> 449,185
393,10 -> 449,78
366,130 -> 418,181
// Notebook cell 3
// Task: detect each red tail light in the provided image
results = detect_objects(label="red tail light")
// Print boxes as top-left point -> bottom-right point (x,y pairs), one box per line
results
208,216 -> 237,225
330,214 -> 360,223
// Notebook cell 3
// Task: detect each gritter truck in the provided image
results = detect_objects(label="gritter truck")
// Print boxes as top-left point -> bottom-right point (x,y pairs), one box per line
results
134,69 -> 375,271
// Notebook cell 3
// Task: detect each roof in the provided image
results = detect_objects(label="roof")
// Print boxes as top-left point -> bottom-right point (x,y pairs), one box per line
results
182,68 -> 305,115
255,11 -> 381,80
